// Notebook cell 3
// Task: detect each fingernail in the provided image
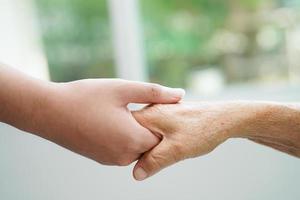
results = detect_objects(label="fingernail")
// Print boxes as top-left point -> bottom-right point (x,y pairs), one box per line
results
134,167 -> 148,181
164,87 -> 185,98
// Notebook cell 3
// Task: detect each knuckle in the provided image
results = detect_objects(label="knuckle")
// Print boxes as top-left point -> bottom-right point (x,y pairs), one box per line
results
148,84 -> 162,99
147,151 -> 169,169
142,104 -> 164,120
147,153 -> 163,169
170,142 -> 185,161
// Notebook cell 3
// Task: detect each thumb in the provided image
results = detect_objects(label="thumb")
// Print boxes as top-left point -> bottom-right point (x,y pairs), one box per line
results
133,140 -> 180,181
120,81 -> 185,105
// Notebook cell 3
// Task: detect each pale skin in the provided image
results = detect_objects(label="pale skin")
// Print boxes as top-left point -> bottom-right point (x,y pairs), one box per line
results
132,102 -> 300,181
0,64 -> 185,166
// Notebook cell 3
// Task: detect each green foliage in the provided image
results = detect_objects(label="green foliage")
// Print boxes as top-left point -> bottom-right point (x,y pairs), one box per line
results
35,0 -> 114,82
35,0 -> 294,86
141,0 -> 229,86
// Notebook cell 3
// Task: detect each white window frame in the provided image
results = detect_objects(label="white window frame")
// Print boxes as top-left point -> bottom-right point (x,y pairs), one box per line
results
108,0 -> 147,81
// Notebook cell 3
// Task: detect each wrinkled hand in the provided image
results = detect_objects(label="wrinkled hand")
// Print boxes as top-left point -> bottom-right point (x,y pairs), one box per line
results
132,102 -> 250,180
33,79 -> 184,166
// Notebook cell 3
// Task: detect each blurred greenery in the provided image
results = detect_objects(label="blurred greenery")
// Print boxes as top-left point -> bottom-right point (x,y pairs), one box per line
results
35,0 -> 300,88
141,0 -> 300,87
35,0 -> 114,82
141,0 -> 229,87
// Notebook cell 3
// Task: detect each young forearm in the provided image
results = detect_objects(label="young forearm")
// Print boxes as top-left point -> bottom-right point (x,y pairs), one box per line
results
0,64 -> 53,134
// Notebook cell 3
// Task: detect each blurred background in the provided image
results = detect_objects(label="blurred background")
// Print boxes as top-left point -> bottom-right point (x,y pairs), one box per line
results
1,0 -> 300,199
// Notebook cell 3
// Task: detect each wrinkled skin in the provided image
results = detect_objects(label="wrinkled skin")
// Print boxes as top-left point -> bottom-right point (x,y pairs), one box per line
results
132,102 -> 300,180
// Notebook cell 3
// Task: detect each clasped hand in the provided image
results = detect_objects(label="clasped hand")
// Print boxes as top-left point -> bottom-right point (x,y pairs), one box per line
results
132,102 -> 239,180
132,101 -> 300,181
2,66 -> 299,182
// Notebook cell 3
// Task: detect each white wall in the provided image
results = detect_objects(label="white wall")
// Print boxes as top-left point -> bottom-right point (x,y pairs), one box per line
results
108,0 -> 147,81
0,0 -> 49,80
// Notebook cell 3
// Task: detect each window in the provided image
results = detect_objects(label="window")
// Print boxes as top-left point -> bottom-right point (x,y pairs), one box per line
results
35,0 -> 115,82
140,0 -> 300,96
34,0 -> 300,97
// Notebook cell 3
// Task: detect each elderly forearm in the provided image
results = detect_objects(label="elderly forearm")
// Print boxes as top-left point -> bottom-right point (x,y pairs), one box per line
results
234,102 -> 300,157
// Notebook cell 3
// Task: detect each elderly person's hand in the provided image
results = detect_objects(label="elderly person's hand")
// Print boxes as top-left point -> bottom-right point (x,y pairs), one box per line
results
132,101 -> 300,180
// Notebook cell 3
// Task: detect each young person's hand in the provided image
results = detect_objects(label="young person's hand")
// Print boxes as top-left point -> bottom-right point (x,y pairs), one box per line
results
0,65 -> 185,166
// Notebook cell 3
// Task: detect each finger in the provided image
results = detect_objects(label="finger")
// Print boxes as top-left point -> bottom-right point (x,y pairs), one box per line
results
131,110 -> 164,140
135,124 -> 161,151
119,81 -> 185,105
133,140 -> 180,181
122,112 -> 161,151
